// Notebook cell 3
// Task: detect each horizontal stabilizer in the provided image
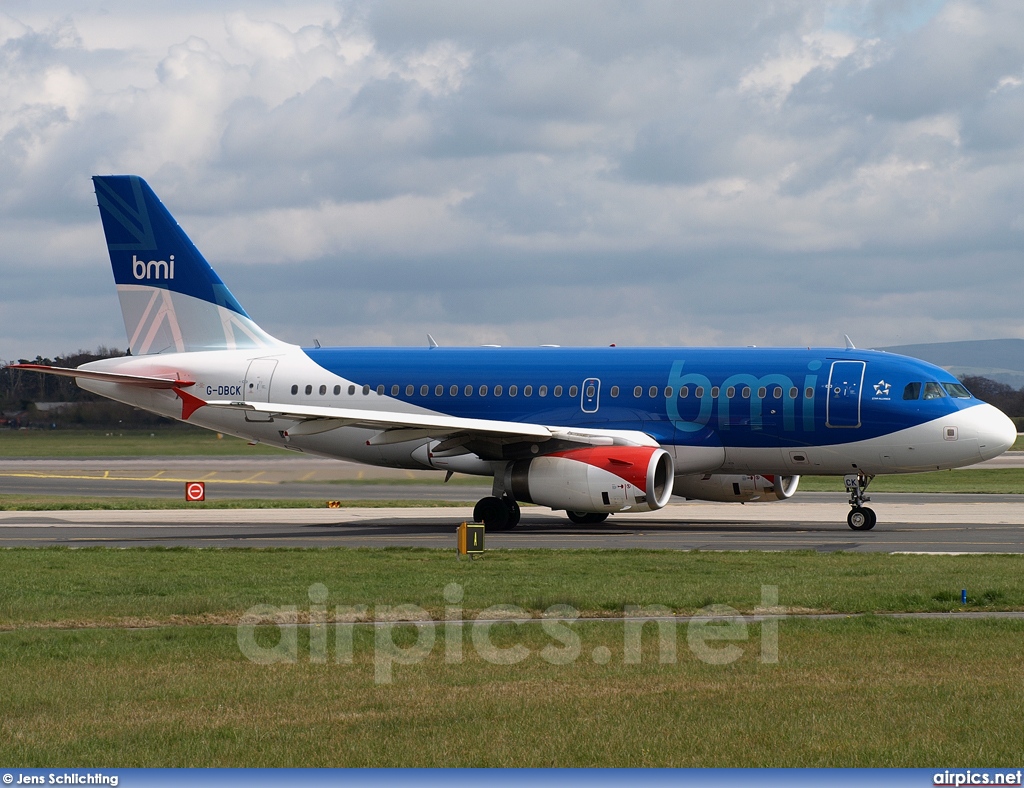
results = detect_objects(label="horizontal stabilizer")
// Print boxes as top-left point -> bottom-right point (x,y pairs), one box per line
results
5,363 -> 195,389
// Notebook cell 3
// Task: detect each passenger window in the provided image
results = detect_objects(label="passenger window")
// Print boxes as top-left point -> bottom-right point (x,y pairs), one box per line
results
773,387 -> 782,399
634,386 -> 642,398
903,382 -> 921,400
305,384 -> 312,395
726,386 -> 735,399
363,385 -> 371,395
509,385 -> 518,397
923,382 -> 947,400
318,384 -> 326,395
679,386 -> 688,398
758,387 -> 766,398
569,385 -> 578,397
406,385 -> 414,396
391,385 -> 399,396
789,387 -> 798,399
376,385 -> 384,395
348,385 -> 355,396
420,384 -> 428,396
291,384 -> 298,395
649,386 -> 658,398
943,383 -> 972,399
523,385 -> 532,397
539,385 -> 548,397
742,387 -> 751,399
664,386 -> 673,397
480,385 -> 489,396
434,384 -> 443,396
586,385 -> 595,397
695,386 -> 704,398
711,387 -> 720,398
805,387 -> 814,399
610,386 -> 619,397
450,385 -> 458,396
554,386 -> 563,397
335,385 -> 342,395
494,385 -> 503,396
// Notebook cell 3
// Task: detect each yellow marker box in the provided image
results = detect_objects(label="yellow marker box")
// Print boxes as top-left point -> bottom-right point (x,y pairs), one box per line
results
457,522 -> 485,557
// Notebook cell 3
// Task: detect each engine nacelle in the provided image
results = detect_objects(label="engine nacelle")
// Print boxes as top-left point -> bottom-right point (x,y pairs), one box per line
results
508,446 -> 675,513
673,473 -> 800,503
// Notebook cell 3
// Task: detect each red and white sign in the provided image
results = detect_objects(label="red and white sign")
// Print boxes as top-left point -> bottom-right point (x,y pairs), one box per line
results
185,482 -> 206,502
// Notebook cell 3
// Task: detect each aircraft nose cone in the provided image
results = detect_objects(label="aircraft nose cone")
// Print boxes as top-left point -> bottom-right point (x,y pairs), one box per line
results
977,404 -> 1017,461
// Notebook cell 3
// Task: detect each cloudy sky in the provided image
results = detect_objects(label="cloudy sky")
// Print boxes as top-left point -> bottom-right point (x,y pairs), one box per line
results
2,0 -> 1023,360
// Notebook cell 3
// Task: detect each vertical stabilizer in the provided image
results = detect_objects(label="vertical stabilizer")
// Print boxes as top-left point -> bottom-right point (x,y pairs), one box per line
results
93,175 -> 281,354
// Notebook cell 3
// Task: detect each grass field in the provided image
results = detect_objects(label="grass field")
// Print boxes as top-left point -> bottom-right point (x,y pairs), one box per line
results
799,468 -> 1024,493
0,428 -> 281,457
3,617 -> 1023,766
0,495 -> 473,511
2,548 -> 1024,766
2,548 -> 1022,627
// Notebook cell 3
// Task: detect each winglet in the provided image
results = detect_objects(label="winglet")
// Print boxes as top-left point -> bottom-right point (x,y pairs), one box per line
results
427,334 -> 439,349
844,334 -> 856,350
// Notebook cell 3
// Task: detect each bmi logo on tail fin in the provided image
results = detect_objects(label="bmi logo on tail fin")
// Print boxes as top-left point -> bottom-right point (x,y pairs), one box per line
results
93,175 -> 280,355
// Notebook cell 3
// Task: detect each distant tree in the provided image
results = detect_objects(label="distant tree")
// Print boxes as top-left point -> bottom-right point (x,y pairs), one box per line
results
1,347 -> 183,429
961,376 -> 1024,417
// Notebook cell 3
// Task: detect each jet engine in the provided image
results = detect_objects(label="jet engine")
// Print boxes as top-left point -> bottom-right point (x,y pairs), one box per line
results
673,473 -> 799,503
507,446 -> 675,513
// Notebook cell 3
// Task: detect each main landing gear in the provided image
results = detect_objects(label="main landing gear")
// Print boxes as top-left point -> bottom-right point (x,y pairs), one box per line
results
845,472 -> 876,531
473,495 -> 521,531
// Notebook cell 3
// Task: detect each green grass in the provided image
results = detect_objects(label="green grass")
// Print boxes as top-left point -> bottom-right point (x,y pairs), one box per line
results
799,468 -> 1024,493
0,428 -> 283,457
0,495 -> 474,511
3,548 -> 1024,766
2,548 -> 1022,628
1,617 -> 1023,766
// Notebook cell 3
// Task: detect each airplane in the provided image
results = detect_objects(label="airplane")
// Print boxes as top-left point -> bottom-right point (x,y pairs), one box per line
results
7,175 -> 1017,531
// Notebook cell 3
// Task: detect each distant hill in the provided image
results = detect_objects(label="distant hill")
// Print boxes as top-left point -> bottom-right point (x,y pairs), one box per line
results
876,339 -> 1024,388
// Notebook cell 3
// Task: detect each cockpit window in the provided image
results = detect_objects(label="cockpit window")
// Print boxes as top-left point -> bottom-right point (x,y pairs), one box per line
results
922,382 -> 947,400
942,382 -> 972,399
902,382 -> 921,400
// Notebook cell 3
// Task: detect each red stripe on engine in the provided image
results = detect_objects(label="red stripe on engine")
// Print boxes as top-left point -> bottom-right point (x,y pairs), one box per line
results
549,446 -> 658,493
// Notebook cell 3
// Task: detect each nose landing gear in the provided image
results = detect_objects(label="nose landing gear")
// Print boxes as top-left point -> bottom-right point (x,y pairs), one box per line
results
845,472 -> 876,530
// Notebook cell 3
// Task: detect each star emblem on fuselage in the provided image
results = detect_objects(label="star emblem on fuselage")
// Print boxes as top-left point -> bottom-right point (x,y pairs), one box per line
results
874,380 -> 891,397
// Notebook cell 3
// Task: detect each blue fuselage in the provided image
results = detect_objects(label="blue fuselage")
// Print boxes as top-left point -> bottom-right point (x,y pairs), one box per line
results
303,345 -> 976,449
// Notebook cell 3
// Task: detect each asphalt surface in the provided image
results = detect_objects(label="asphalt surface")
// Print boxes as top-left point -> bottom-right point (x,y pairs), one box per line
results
2,499 -> 1023,552
1,455 -> 1022,552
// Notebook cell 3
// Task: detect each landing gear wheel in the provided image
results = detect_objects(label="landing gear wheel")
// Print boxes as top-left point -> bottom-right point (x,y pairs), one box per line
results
847,506 -> 877,531
473,496 -> 519,531
844,472 -> 877,530
504,496 -> 521,529
567,511 -> 609,525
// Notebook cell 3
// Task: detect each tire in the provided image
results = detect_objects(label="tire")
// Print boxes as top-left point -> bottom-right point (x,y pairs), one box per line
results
847,506 -> 877,531
504,497 -> 521,528
567,511 -> 610,525
473,496 -> 514,531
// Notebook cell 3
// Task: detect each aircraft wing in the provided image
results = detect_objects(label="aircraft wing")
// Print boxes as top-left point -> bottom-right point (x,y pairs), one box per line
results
203,399 -> 657,451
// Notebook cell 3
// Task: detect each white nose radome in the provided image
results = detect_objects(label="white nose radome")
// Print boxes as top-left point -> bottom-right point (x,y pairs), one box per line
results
974,403 -> 1018,461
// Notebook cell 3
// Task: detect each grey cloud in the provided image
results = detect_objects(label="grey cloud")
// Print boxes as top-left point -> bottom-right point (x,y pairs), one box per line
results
3,1 -> 1024,361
